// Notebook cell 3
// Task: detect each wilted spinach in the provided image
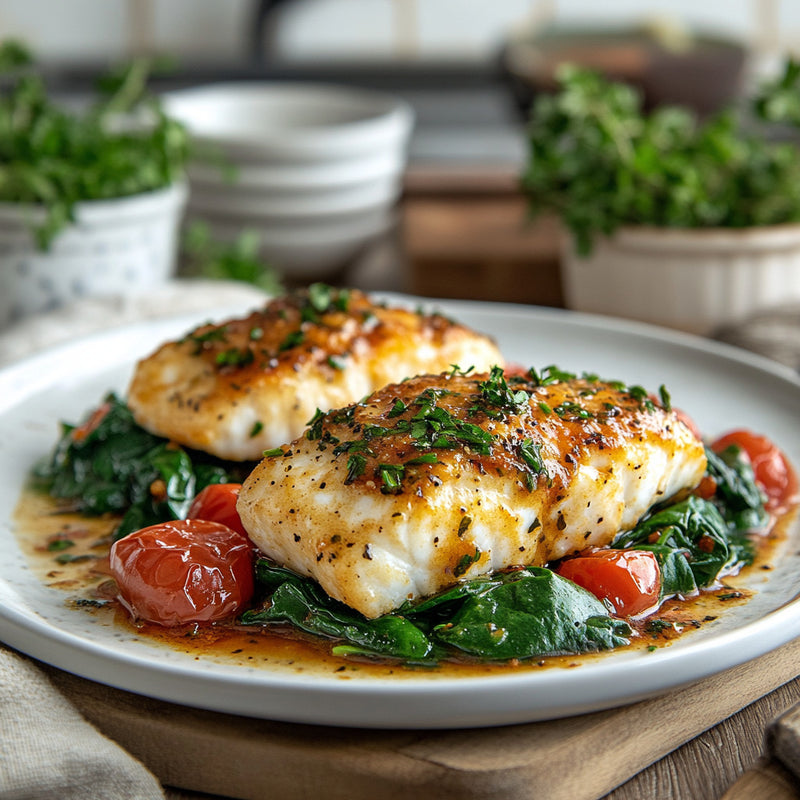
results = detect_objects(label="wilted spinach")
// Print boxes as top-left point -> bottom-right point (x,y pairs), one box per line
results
242,561 -> 631,663
612,495 -> 755,598
33,394 -> 234,539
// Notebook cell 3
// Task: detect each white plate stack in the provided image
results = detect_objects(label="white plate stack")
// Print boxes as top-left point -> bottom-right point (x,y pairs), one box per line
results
162,83 -> 414,280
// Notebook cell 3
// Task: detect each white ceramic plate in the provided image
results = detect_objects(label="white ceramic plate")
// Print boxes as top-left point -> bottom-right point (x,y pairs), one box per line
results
0,298 -> 799,730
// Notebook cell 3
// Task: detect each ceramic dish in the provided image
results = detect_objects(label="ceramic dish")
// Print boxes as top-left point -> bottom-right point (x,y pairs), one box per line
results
162,82 -> 414,162
0,298 -> 798,729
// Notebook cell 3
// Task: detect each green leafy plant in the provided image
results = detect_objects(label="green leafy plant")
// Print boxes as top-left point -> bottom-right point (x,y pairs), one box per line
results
181,221 -> 284,294
522,60 -> 800,254
0,39 -> 189,248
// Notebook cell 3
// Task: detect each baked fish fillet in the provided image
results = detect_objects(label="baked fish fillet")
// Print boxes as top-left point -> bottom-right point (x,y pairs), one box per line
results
237,367 -> 707,618
127,286 -> 503,460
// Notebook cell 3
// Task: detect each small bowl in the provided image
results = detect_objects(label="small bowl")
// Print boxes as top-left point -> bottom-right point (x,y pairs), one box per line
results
561,224 -> 800,335
188,175 -> 402,219
0,183 -> 187,327
191,207 -> 394,278
162,83 -> 414,163
187,151 -> 404,192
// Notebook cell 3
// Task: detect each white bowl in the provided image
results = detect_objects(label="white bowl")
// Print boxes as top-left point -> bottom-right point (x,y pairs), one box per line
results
189,207 -> 394,278
162,83 -> 414,164
187,152 -> 404,192
0,183 -> 187,327
561,224 -> 800,335
187,175 -> 402,218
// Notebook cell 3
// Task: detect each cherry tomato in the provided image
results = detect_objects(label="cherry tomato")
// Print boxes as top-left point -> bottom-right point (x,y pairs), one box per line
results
712,429 -> 799,515
556,549 -> 661,617
109,519 -> 255,626
187,483 -> 247,537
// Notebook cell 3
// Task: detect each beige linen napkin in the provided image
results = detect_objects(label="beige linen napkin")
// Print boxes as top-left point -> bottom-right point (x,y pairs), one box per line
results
0,645 -> 164,799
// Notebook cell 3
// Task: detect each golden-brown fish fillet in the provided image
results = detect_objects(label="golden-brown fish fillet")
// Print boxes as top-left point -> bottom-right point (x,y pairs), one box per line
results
237,367 -> 707,618
127,287 -> 503,460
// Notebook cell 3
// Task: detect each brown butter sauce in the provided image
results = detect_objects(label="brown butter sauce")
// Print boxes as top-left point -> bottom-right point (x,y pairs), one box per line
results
12,486 -> 797,680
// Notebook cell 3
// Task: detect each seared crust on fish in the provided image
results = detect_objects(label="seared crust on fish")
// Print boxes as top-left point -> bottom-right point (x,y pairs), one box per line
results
237,367 -> 707,618
127,287 -> 503,460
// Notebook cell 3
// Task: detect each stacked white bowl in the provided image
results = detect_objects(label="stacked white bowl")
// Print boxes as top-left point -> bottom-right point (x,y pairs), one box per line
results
161,83 -> 414,281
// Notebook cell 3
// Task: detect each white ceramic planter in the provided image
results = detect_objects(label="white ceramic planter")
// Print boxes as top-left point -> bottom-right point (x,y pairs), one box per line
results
0,182 -> 188,328
560,224 -> 800,335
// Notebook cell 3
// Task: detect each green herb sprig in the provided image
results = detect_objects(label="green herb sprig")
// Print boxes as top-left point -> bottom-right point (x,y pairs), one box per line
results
523,60 -> 800,255
0,40 -> 190,249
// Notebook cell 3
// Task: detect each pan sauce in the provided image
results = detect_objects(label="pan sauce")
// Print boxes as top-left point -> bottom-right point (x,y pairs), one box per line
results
12,485 -> 793,680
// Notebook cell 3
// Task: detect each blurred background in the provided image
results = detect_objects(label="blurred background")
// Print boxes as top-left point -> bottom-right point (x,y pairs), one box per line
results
2,0 -> 800,338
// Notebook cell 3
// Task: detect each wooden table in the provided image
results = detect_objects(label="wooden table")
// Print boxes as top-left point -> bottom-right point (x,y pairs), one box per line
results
157,683 -> 800,800
44,638 -> 800,800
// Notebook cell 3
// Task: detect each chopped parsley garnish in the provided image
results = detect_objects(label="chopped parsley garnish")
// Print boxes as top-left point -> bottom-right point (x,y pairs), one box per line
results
54,553 -> 95,565
407,453 -> 438,465
215,347 -> 254,368
529,365 -> 577,386
453,547 -> 481,577
47,538 -> 74,552
306,408 -> 327,441
387,399 -> 408,418
279,330 -> 305,352
326,355 -> 345,370
553,401 -> 592,420
184,325 -> 228,353
378,463 -> 404,494
519,438 -> 549,490
249,421 -> 264,438
626,385 -> 655,412
300,283 -> 351,322
476,366 -> 530,416
345,453 -> 367,484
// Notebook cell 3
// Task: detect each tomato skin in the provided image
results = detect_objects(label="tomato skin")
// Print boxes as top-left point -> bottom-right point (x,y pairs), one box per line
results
556,549 -> 661,617
109,520 -> 255,627
711,430 -> 799,515
187,483 -> 247,537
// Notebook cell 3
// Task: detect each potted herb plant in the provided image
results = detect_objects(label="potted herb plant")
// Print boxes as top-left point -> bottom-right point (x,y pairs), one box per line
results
522,60 -> 800,334
0,41 -> 190,327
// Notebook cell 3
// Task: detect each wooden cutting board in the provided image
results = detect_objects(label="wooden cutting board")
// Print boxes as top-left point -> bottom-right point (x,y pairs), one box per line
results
41,637 -> 800,800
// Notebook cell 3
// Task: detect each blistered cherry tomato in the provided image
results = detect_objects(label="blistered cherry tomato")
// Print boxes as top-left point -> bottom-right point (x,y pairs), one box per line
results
109,519 -> 254,626
187,483 -> 247,537
712,429 -> 798,515
557,549 -> 661,617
